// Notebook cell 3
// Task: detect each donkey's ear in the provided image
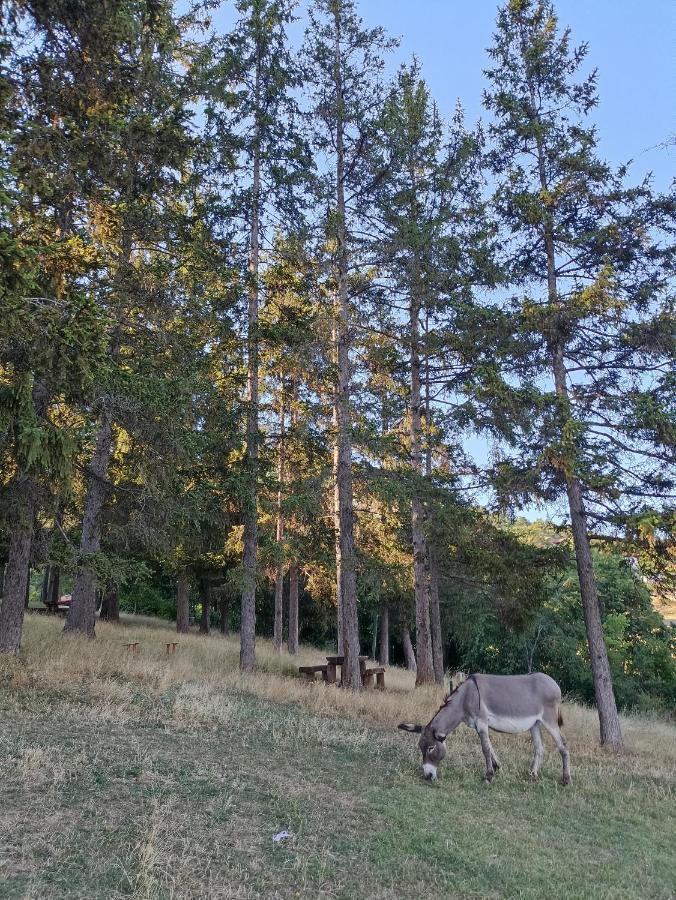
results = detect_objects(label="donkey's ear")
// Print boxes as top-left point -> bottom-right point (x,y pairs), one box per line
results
398,723 -> 423,734
433,731 -> 447,742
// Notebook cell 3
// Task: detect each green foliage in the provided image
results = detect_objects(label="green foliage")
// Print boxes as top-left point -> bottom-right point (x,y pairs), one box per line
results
450,537 -> 675,713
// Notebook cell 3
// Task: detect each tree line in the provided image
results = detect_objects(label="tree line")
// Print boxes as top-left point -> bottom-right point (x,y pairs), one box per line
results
0,0 -> 673,751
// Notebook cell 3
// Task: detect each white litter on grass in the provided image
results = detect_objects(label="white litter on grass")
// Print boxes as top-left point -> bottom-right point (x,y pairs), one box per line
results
273,830 -> 294,843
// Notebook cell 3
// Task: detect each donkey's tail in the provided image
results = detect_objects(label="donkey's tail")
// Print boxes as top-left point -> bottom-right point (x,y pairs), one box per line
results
558,707 -> 564,727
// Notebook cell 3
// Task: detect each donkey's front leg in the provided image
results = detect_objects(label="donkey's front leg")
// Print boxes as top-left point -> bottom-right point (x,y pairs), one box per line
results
477,726 -> 496,782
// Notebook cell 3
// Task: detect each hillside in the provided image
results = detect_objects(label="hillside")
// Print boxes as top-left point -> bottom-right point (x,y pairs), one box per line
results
1,615 -> 674,899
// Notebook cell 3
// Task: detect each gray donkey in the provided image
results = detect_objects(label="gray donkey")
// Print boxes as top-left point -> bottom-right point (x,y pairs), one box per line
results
399,673 -> 571,785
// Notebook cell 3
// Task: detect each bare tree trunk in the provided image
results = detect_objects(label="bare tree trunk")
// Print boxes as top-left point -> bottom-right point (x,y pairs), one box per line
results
240,32 -> 263,674
220,596 -> 230,636
200,580 -> 211,634
332,8 -> 361,688
288,562 -> 299,654
273,392 -> 286,652
378,601 -> 389,666
176,570 -> 189,634
402,627 -> 417,673
64,406 -> 114,637
0,476 -> 36,653
99,582 -> 119,622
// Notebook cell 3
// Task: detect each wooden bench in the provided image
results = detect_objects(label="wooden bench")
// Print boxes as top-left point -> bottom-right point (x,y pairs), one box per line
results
298,664 -> 329,683
362,667 -> 385,690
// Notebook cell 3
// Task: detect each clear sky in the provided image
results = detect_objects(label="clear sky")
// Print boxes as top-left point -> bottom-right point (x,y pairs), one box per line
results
355,0 -> 674,191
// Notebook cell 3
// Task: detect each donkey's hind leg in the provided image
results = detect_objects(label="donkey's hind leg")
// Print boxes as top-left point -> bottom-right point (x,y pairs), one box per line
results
541,711 -> 571,785
529,723 -> 544,779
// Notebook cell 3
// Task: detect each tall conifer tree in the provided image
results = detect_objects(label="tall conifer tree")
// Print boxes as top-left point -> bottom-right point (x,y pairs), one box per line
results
484,0 -> 674,748
304,0 -> 393,687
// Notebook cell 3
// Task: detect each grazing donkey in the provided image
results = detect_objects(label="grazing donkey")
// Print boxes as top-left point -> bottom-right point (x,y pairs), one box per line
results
399,673 -> 571,785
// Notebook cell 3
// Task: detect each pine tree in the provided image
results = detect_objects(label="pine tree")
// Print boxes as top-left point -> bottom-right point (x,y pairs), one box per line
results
304,0 -> 393,687
0,2 -> 106,651
204,0 -> 309,671
484,0 -> 674,748
373,62 -> 489,684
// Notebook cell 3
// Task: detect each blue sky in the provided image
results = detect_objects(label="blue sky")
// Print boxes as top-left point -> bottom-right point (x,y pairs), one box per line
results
355,0 -> 674,191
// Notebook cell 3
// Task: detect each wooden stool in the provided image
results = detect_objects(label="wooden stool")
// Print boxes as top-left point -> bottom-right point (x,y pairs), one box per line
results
125,642 -> 139,655
362,667 -> 385,689
166,642 -> 178,654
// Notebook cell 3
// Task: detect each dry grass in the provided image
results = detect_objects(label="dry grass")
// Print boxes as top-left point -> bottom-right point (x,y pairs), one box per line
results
0,613 -> 675,899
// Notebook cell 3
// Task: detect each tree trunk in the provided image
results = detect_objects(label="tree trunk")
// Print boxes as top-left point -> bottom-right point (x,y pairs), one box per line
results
273,392 -> 286,652
99,582 -> 119,622
287,562 -> 299,654
332,8 -> 361,688
429,551 -> 444,684
378,601 -> 389,666
200,580 -> 211,634
176,570 -> 189,634
402,627 -> 417,673
0,476 -> 36,653
240,31 -> 263,674
64,407 -> 114,637
332,380 -> 344,656
554,346 -> 623,748
49,565 -> 60,611
423,320 -> 444,685
409,303 -> 433,684
40,566 -> 51,606
220,596 -> 230,636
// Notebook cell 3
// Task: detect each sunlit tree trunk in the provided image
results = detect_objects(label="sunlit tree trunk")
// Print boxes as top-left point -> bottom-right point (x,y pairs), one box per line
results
273,392 -> 286,651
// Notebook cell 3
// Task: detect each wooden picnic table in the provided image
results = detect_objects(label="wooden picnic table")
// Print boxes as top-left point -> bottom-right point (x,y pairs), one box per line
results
325,655 -> 369,685
298,655 -> 386,689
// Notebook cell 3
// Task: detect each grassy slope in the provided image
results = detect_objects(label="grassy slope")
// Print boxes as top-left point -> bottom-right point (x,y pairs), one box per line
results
0,616 -> 674,899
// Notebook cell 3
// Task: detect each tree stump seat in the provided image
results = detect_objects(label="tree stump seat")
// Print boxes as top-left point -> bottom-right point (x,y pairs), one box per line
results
298,664 -> 329,683
362,667 -> 386,690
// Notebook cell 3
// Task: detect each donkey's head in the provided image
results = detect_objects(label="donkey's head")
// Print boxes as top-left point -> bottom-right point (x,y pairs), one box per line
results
398,723 -> 447,780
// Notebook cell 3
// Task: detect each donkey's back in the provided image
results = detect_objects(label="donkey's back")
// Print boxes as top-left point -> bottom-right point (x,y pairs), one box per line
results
472,672 -> 561,720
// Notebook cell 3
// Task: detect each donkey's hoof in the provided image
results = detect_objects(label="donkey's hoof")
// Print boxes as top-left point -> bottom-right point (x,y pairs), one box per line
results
484,771 -> 495,783
529,771 -> 538,781
561,774 -> 572,786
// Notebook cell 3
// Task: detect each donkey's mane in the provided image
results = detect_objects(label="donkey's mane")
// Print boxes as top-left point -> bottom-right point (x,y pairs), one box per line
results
430,680 -> 464,720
